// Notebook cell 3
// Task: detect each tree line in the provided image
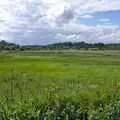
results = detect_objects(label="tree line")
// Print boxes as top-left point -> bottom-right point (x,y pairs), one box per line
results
0,40 -> 120,51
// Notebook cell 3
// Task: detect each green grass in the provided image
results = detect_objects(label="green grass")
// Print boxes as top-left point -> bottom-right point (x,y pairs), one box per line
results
0,50 -> 120,120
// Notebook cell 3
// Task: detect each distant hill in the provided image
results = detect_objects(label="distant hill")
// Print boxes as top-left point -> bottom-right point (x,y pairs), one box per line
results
26,42 -> 120,50
0,40 -> 20,51
0,40 -> 120,51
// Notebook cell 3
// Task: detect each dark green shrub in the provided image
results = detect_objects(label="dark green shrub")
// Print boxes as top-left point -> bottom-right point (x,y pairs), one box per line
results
106,102 -> 120,120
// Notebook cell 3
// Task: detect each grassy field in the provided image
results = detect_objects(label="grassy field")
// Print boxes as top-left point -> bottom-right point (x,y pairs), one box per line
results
0,50 -> 120,120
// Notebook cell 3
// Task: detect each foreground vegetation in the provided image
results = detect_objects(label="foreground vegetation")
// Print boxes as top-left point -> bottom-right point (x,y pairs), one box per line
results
0,50 -> 120,120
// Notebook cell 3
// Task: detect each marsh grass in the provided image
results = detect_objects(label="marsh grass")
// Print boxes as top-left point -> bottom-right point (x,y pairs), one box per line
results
0,50 -> 120,119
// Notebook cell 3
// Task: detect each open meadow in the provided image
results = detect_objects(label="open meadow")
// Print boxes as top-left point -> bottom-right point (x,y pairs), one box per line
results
0,50 -> 120,120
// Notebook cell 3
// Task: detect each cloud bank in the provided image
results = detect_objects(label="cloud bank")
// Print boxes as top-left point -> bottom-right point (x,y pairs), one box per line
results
0,0 -> 120,44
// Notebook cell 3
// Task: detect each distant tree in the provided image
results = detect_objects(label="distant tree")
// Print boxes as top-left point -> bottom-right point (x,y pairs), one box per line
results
19,46 -> 25,51
4,46 -> 11,50
0,40 -> 8,45
0,40 -> 120,51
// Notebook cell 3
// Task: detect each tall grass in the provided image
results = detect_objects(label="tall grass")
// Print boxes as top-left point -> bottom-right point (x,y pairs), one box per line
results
0,50 -> 120,119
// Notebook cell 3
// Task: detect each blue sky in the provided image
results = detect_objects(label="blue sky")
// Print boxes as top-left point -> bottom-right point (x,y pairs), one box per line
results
79,10 -> 120,26
0,0 -> 120,44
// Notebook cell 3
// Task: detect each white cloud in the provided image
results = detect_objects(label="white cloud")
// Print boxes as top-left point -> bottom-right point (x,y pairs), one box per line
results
100,18 -> 111,22
56,23 -> 120,43
0,0 -> 120,44
80,15 -> 94,19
